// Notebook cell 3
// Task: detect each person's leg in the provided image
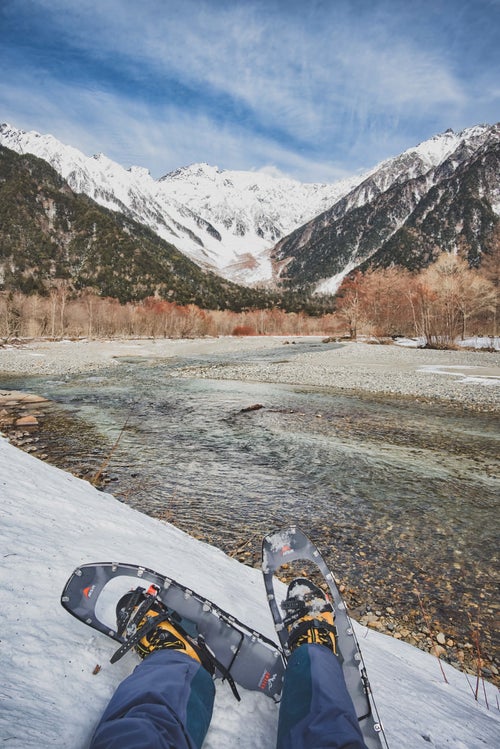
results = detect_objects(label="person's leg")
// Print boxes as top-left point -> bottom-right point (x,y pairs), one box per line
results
276,644 -> 367,749
90,650 -> 215,749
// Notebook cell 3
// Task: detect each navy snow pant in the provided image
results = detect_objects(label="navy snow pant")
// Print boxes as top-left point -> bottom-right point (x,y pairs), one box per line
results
89,644 -> 367,749
89,651 -> 215,749
277,644 -> 367,749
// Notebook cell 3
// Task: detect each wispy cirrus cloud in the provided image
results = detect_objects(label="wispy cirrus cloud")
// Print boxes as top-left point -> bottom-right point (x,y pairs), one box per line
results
1,0 -> 498,181
0,69 -> 354,184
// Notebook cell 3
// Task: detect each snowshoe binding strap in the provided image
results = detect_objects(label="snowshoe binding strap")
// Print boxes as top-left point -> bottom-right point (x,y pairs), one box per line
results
195,636 -> 240,701
116,587 -> 148,637
111,612 -> 171,663
112,599 -> 241,700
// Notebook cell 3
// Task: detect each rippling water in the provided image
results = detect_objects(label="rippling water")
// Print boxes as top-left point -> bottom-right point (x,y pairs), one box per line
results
2,341 -> 499,661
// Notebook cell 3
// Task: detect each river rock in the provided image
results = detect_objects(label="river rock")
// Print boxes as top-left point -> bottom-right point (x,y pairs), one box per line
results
0,390 -> 48,405
17,394 -> 48,403
0,409 -> 14,425
360,614 -> 379,626
15,415 -> 39,426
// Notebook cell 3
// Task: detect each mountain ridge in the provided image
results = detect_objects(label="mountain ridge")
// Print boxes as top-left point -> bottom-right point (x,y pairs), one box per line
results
271,122 -> 500,292
1,121 -> 498,295
0,145 -> 275,309
0,123 -> 364,285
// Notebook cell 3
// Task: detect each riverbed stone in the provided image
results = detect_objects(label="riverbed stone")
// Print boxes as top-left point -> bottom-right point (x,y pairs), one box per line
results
0,390 -> 48,405
15,415 -> 39,426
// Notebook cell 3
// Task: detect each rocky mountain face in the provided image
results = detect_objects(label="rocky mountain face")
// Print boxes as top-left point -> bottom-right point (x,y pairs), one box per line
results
1,121 -> 498,296
0,123 -> 362,286
271,124 -> 500,292
0,145 -> 276,309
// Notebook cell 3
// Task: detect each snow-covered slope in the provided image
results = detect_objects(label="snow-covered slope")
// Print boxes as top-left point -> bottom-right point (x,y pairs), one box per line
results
272,123 -> 500,293
1,435 -> 498,748
157,163 -> 362,283
1,122 -> 498,292
0,123 -> 360,286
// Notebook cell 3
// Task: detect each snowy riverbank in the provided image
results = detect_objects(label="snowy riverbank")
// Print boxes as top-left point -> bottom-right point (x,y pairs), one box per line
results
1,336 -> 499,411
1,437 -> 499,748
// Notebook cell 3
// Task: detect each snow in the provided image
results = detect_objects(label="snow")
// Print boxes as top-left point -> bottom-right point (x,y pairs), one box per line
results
409,130 -> 462,168
0,123 -> 361,287
1,436 -> 498,748
375,125 -> 493,176
395,337 -> 500,352
315,262 -> 358,294
418,364 -> 500,386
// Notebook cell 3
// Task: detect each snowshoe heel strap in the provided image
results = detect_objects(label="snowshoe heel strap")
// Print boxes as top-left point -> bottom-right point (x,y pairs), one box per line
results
116,587 -> 147,636
195,636 -> 241,701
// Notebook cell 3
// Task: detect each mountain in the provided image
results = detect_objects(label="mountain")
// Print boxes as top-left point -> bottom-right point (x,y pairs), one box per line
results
0,123 -> 363,286
2,121 -> 499,297
271,124 -> 500,292
0,145 -> 274,309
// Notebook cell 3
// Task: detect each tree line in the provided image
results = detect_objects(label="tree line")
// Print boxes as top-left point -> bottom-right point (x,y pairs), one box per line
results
0,288 -> 340,340
1,239 -> 498,346
335,241 -> 499,347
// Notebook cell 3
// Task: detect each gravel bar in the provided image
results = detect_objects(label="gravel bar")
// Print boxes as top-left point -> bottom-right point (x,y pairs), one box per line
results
176,340 -> 500,412
1,337 -> 499,412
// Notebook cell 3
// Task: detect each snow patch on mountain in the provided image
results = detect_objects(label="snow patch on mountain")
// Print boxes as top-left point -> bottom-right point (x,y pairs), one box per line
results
315,263 -> 358,295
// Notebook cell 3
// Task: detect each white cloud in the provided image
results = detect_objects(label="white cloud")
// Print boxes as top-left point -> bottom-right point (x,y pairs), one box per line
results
0,69 -> 352,182
23,1 -> 468,139
2,0 -> 499,181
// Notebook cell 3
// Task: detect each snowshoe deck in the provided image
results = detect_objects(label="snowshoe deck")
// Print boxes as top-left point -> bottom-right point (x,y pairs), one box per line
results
61,562 -> 285,701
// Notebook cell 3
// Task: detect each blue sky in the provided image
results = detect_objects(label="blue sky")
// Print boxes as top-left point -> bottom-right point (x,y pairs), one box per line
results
1,0 -> 499,182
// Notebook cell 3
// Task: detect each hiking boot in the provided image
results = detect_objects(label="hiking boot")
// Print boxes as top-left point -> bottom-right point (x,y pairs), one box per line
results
281,577 -> 338,654
115,586 -> 216,674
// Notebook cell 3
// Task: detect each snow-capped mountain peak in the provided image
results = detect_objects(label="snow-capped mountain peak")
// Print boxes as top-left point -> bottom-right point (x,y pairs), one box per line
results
164,162 -> 223,182
271,122 -> 500,294
1,121 -> 498,291
127,165 -> 151,178
407,124 -> 495,168
0,123 -> 360,284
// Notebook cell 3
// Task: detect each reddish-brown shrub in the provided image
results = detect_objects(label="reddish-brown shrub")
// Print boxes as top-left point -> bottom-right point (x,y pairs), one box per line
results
232,325 -> 257,336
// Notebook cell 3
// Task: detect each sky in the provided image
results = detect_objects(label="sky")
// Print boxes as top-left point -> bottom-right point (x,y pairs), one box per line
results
1,0 -> 499,183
